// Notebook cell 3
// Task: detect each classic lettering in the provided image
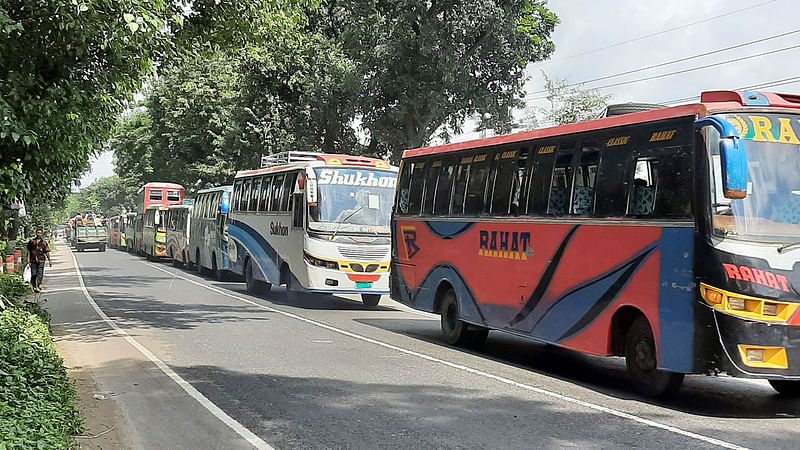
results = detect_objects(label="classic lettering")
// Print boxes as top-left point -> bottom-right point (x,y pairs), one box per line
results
606,136 -> 630,146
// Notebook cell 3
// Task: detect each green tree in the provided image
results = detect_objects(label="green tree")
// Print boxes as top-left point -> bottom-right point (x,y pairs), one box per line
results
536,74 -> 611,127
79,176 -> 137,217
310,0 -> 558,161
1,0 -> 309,240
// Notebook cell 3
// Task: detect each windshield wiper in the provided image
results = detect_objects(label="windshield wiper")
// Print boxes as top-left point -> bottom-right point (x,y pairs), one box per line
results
330,206 -> 364,241
777,241 -> 800,254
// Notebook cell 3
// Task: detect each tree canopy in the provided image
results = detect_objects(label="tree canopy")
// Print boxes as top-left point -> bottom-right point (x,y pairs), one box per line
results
0,0 -> 308,237
310,0 -> 558,161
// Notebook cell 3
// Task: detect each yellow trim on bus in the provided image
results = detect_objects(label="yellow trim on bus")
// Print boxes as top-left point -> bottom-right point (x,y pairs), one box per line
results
700,283 -> 799,323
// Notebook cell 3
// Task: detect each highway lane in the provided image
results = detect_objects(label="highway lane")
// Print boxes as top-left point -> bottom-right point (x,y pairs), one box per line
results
57,246 -> 800,449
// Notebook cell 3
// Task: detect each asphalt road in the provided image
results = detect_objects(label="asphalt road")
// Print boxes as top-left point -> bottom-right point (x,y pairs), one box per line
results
46,244 -> 800,449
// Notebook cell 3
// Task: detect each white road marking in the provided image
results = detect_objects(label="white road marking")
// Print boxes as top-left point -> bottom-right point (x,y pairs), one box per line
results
143,262 -> 748,450
69,250 -> 274,450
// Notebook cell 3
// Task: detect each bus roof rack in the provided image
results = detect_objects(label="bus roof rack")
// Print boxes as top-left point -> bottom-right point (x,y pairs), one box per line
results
260,151 -> 323,168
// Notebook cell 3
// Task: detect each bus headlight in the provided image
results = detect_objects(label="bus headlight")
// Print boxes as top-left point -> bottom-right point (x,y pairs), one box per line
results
700,283 -> 799,323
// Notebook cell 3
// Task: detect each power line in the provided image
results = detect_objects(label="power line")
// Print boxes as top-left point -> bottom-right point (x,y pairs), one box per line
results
656,76 -> 800,105
526,28 -> 800,97
525,43 -> 800,102
542,0 -> 778,63
738,76 -> 800,91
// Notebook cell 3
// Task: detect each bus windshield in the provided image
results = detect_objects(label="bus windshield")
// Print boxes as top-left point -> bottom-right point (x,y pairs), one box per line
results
710,113 -> 800,243
309,168 -> 397,235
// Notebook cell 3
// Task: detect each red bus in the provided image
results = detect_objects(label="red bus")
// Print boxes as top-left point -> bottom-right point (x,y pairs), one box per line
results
132,182 -> 185,257
392,90 -> 800,397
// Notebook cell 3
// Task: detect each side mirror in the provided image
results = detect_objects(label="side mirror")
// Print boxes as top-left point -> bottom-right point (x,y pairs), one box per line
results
695,117 -> 748,199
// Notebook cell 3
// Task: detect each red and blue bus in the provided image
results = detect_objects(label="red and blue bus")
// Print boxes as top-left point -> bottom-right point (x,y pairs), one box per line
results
391,90 -> 800,396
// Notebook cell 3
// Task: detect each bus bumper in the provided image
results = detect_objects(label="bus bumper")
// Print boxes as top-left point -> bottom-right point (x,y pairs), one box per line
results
714,310 -> 800,379
303,263 -> 389,294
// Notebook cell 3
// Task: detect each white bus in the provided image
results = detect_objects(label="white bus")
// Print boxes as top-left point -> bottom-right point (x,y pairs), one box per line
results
165,205 -> 192,268
228,152 -> 398,306
189,186 -> 233,279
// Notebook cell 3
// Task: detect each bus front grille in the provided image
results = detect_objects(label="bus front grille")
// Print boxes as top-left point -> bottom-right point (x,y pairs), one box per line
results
338,246 -> 388,261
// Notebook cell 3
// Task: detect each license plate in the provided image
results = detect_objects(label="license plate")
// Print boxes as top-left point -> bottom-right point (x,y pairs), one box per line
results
356,282 -> 372,289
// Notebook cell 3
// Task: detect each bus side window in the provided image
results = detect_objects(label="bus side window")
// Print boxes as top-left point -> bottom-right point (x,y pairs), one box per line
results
628,158 -> 658,216
250,178 -> 262,212
281,173 -> 296,211
403,161 -> 426,215
260,176 -> 272,211
233,181 -> 242,212
548,148 -> 575,216
150,189 -> 163,201
242,179 -> 252,212
451,158 -> 471,215
488,149 -> 525,216
465,154 -> 490,216
433,162 -> 455,215
652,148 -> 693,218
571,145 -> 600,216
271,174 -> 285,212
421,161 -> 441,215
527,146 -> 556,215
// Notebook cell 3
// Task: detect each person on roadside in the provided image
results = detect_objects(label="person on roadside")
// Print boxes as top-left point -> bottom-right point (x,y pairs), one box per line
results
27,229 -> 52,293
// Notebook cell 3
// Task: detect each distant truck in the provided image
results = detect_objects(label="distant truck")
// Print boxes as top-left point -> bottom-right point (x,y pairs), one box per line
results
72,214 -> 107,252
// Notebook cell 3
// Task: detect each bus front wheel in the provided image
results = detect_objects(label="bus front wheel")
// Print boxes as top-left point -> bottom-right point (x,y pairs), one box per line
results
246,259 -> 271,295
440,289 -> 488,347
625,316 -> 684,397
768,380 -> 800,397
361,294 -> 381,307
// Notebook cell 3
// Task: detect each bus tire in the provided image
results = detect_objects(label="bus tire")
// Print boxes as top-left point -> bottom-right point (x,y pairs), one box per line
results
768,380 -> 800,397
246,259 -> 271,295
624,316 -> 684,397
212,255 -> 227,281
439,289 -> 487,347
99,245 -> 106,252
194,250 -> 203,274
361,294 -> 381,307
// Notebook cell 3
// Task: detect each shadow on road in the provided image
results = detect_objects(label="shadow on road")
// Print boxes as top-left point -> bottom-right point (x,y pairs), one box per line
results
173,363 -> 747,450
354,317 -> 800,420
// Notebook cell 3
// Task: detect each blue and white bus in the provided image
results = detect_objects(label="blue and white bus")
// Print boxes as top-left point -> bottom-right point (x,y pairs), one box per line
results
189,186 -> 233,279
228,152 -> 398,306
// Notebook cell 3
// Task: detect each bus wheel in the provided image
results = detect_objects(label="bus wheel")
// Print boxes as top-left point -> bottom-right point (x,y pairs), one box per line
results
361,294 -> 381,307
246,259 -> 271,295
440,289 -> 488,347
624,316 -> 684,397
212,257 -> 226,281
768,380 -> 800,397
99,245 -> 106,252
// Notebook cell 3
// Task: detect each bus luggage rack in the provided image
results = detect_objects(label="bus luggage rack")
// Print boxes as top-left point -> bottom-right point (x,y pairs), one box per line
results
260,151 -> 322,168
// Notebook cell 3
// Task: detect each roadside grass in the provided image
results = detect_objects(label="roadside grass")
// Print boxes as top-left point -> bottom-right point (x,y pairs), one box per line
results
0,272 -> 83,448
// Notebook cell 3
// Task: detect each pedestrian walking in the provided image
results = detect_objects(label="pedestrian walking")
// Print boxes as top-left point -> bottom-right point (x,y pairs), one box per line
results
27,229 -> 52,293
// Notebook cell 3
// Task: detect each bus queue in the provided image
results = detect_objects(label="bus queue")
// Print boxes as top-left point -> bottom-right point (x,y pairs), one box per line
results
97,90 -> 800,398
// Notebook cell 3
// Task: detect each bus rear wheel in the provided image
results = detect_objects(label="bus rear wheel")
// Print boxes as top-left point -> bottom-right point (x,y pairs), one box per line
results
624,316 -> 684,397
246,259 -> 271,295
440,289 -> 488,347
768,380 -> 800,397
361,294 -> 381,307
212,255 -> 227,281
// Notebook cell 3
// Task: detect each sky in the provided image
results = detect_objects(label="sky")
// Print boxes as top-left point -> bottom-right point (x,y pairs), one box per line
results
79,0 -> 800,188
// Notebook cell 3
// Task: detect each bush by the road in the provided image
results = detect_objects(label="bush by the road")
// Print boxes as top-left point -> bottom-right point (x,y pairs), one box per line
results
0,273 -> 83,448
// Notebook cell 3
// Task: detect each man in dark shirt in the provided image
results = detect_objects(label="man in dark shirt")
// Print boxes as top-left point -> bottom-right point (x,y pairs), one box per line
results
27,229 -> 52,292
